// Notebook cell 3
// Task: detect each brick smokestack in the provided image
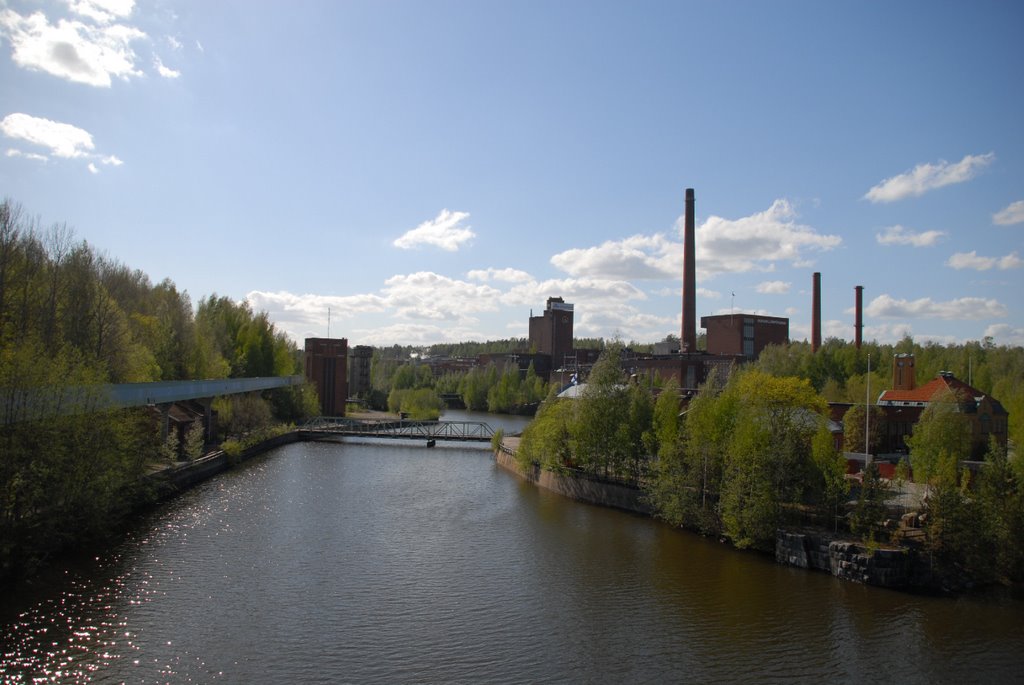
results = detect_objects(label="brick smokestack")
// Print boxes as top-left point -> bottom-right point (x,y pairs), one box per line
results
855,285 -> 864,349
811,271 -> 821,353
681,188 -> 697,353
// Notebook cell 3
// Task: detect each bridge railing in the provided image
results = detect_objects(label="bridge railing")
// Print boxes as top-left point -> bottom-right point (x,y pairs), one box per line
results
301,417 -> 494,441
2,376 -> 305,425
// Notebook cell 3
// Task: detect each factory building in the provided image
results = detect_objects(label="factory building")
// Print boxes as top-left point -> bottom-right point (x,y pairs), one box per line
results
304,337 -> 348,416
701,314 -> 789,359
529,297 -> 575,370
348,344 -> 373,398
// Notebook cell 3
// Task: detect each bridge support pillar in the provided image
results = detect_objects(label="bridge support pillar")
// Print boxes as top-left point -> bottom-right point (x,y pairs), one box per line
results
197,396 -> 215,442
156,402 -> 173,442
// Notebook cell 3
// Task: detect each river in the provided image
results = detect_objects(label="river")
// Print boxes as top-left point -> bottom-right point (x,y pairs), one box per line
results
1,414 -> 1021,683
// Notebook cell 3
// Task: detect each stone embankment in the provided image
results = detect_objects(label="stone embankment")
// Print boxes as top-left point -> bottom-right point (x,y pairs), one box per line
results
775,530 -> 911,588
497,438 -> 923,591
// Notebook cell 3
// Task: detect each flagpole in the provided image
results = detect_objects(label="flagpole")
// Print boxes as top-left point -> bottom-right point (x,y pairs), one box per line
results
865,353 -> 871,465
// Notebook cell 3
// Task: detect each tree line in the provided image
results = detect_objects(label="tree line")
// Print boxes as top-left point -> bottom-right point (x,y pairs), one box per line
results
363,349 -> 549,419
0,199 -> 317,582
517,341 -> 1024,588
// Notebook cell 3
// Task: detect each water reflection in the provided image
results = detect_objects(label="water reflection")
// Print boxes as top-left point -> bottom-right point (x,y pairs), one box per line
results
1,440 -> 1021,683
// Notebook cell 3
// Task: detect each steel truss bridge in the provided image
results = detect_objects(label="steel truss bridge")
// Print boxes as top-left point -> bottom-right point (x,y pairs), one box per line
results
300,417 -> 495,443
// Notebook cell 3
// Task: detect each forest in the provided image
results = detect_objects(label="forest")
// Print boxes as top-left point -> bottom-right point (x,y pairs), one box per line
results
0,200 -> 316,580
518,342 -> 1024,588
365,349 -> 549,419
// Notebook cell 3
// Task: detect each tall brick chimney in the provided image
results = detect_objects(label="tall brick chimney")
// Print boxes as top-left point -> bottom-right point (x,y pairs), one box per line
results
811,272 -> 821,353
854,285 -> 864,349
681,188 -> 697,353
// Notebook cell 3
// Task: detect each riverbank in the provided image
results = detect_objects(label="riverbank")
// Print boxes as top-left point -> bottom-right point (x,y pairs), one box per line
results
495,438 -> 966,593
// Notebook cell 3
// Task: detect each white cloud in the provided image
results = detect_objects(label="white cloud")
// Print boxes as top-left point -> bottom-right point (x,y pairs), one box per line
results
983,324 -> 1024,347
550,234 -> 678,280
68,0 -> 135,24
1,113 -> 121,172
1,113 -> 94,158
946,251 -> 1022,271
349,322 -> 487,347
549,199 -> 840,283
502,277 -> 646,309
154,55 -> 180,78
248,274 -> 507,343
245,290 -> 388,340
695,199 -> 841,277
381,272 -> 500,319
864,152 -> 994,203
6,148 -> 48,162
865,294 -> 1007,320
166,35 -> 182,51
0,8 -> 146,87
697,287 -> 721,299
756,280 -> 791,294
575,305 -> 675,340
249,274 -> 501,333
876,224 -> 945,247
393,209 -> 474,251
466,267 -> 533,283
993,200 -> 1024,226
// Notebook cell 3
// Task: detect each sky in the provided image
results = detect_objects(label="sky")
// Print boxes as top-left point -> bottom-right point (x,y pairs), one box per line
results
1,0 -> 1023,349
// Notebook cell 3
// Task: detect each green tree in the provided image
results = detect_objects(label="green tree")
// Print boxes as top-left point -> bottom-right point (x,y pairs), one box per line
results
717,370 -> 828,550
387,387 -> 443,419
651,378 -> 681,460
850,461 -> 889,541
648,368 -> 735,535
905,390 -> 972,485
518,397 -> 575,472
571,344 -> 630,478
975,437 -> 1024,581
812,422 -> 849,531
487,364 -> 522,413
184,419 -> 206,460
841,404 -> 885,454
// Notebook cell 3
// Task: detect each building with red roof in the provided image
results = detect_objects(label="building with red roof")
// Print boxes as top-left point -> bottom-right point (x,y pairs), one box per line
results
876,354 -> 1008,460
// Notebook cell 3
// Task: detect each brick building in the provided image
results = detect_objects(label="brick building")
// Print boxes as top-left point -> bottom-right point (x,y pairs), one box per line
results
875,354 -> 1008,460
349,345 -> 373,398
529,297 -> 575,370
701,313 -> 789,359
304,337 -> 348,416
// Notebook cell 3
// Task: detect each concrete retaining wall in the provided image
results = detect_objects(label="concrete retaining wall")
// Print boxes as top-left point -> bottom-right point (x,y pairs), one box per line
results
150,432 -> 302,498
494,449 -> 652,515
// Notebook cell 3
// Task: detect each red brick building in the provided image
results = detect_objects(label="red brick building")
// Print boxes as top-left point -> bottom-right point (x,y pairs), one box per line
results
876,354 -> 1008,460
701,313 -> 789,359
529,297 -> 575,369
304,337 -> 348,416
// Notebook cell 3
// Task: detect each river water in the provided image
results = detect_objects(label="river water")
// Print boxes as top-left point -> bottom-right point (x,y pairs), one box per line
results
1,413 -> 1022,683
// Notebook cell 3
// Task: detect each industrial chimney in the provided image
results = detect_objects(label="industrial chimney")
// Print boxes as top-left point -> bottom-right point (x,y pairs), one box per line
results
854,285 -> 864,349
811,272 -> 821,353
681,188 -> 697,353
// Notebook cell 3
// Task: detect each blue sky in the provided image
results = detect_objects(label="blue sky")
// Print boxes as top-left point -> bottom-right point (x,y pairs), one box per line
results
2,0 -> 1022,348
